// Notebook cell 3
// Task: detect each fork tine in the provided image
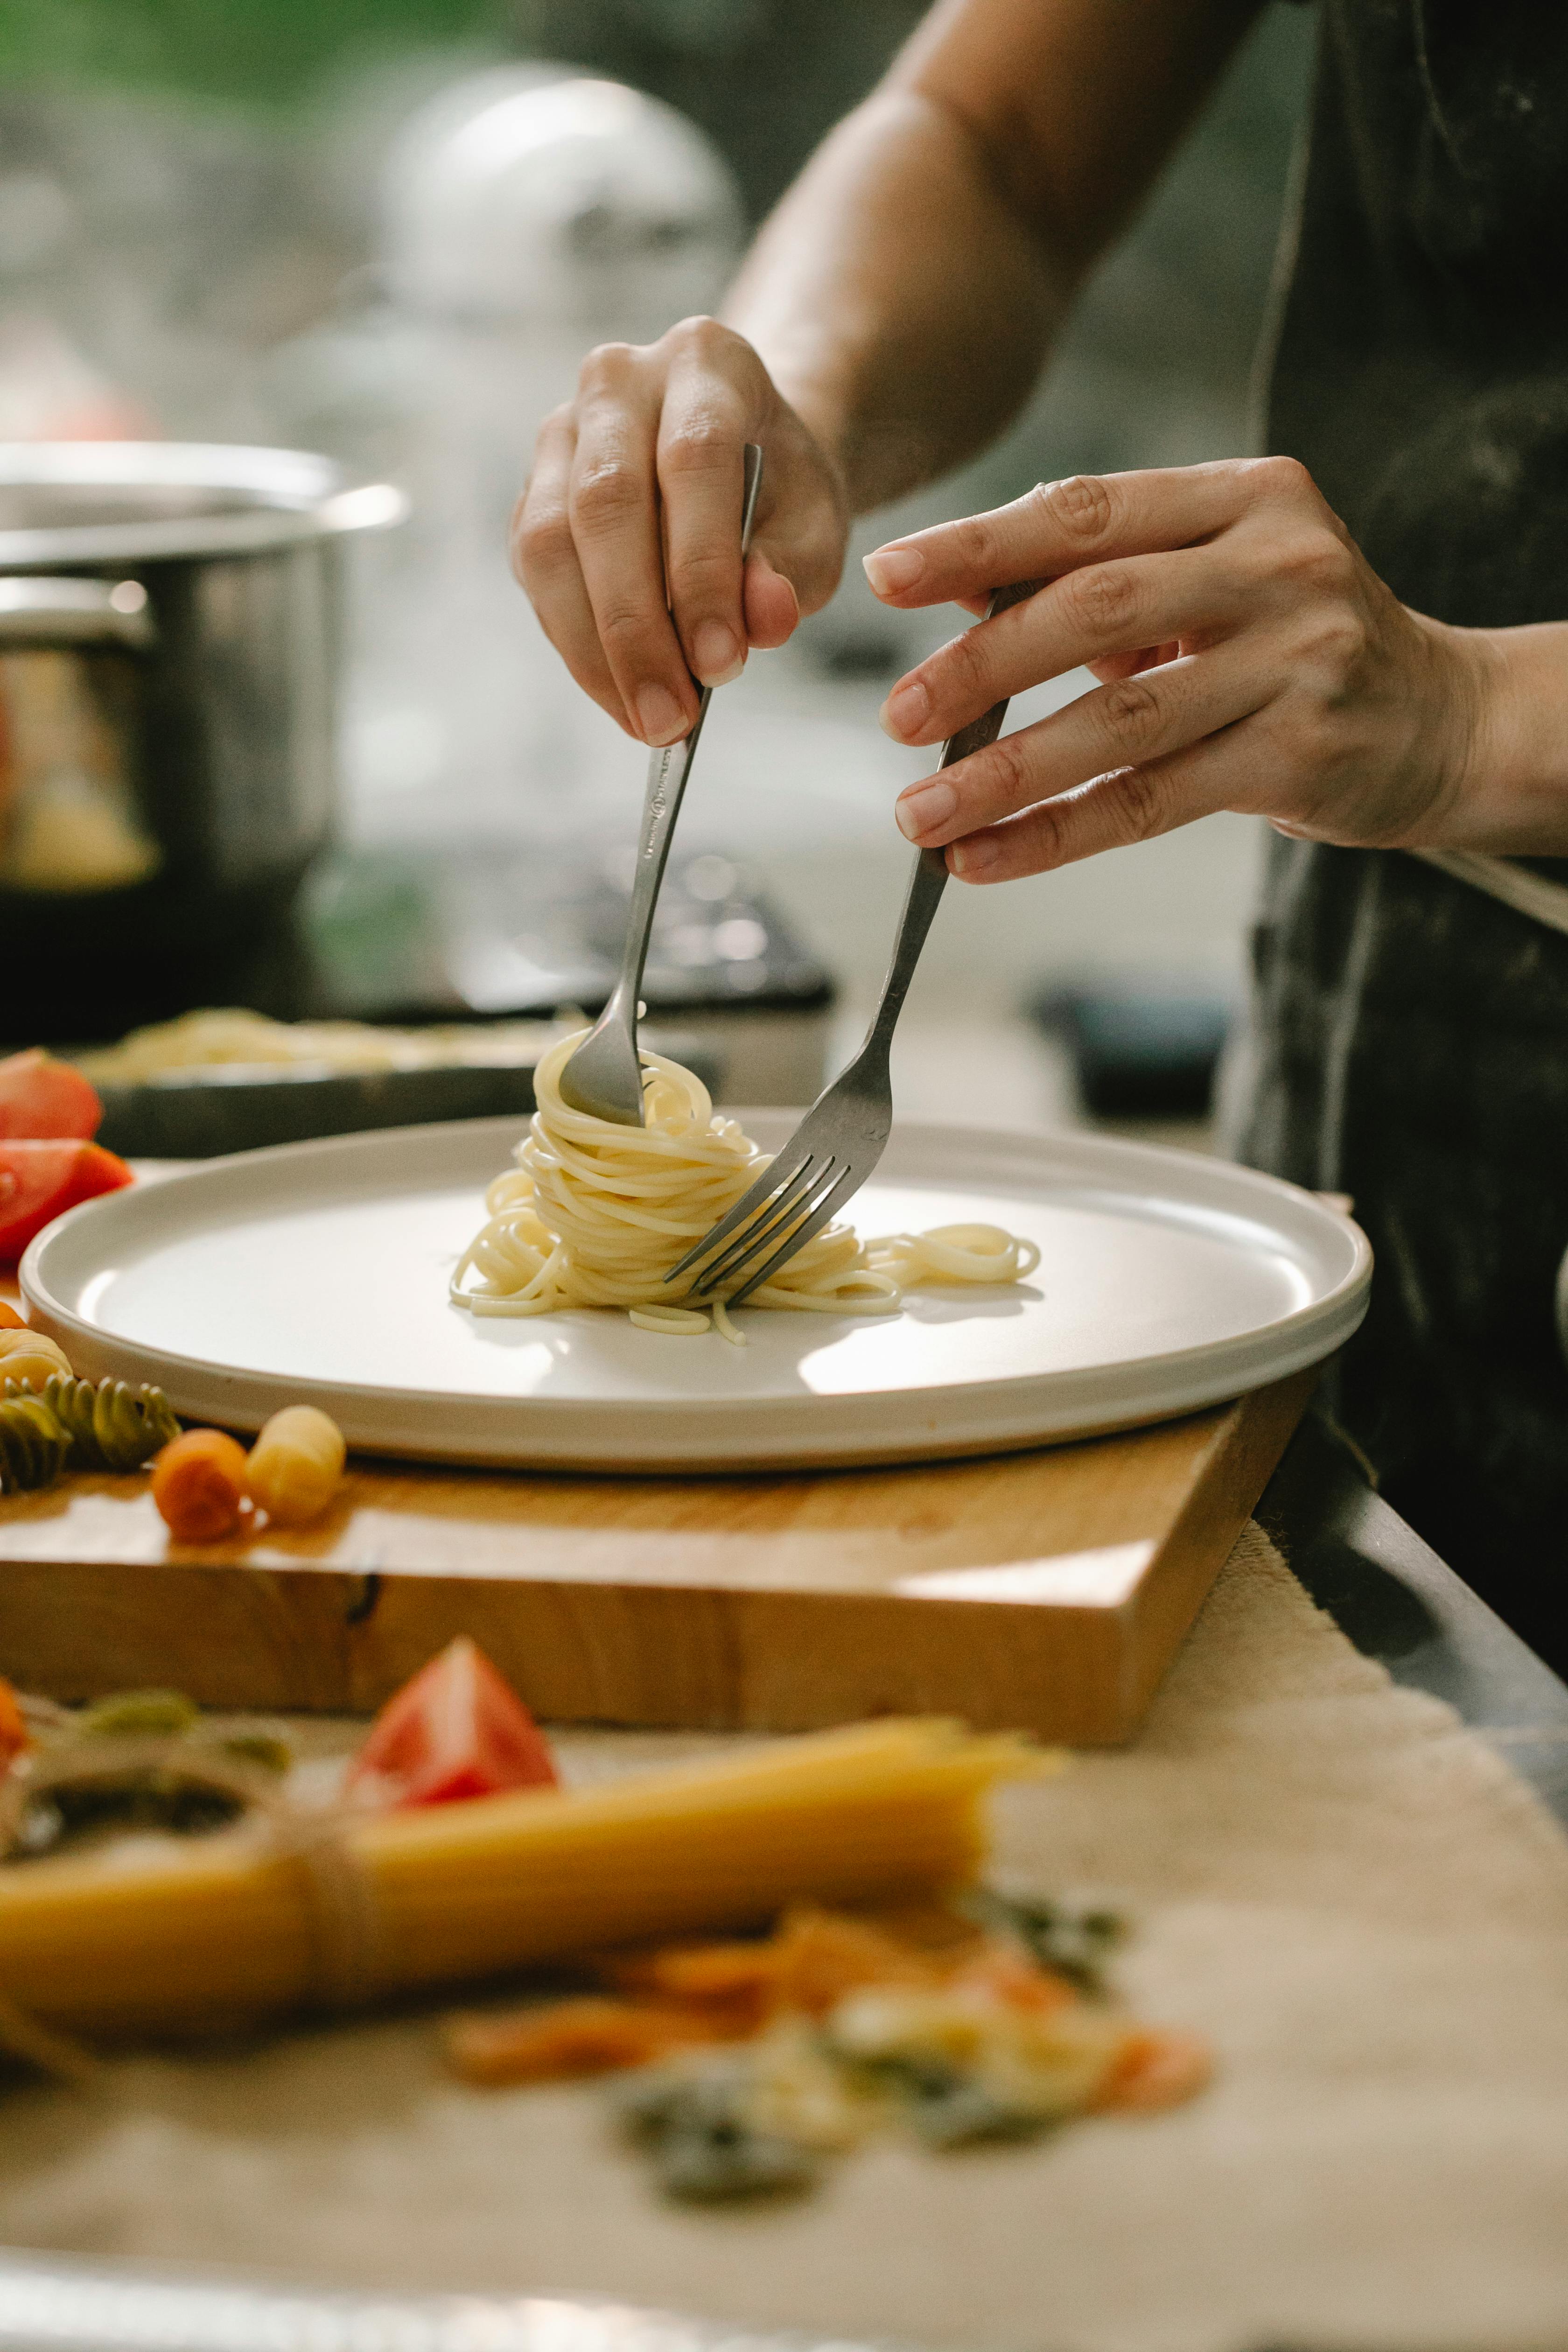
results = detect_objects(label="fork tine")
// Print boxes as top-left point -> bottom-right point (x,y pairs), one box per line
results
725,1160 -> 862,1309
697,1155 -> 842,1304
663,1148 -> 818,1285
688,1157 -> 831,1297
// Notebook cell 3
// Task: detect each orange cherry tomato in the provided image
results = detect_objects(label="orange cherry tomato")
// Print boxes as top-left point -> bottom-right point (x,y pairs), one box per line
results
151,1428 -> 251,1544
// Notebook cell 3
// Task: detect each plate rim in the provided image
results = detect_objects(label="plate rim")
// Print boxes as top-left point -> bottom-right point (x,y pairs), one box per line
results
20,1111 -> 1372,1472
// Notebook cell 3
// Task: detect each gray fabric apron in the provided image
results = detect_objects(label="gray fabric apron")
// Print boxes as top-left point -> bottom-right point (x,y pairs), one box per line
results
1234,0 -> 1568,1666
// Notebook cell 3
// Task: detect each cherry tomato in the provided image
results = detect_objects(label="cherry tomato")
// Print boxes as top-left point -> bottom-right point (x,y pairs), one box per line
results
0,1049 -> 102,1141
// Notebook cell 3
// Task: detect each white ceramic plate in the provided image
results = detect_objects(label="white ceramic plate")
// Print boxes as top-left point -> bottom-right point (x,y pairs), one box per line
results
21,1113 -> 1371,1472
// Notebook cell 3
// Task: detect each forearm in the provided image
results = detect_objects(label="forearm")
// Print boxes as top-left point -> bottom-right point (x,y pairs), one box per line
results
724,0 -> 1264,517
724,88 -> 1069,516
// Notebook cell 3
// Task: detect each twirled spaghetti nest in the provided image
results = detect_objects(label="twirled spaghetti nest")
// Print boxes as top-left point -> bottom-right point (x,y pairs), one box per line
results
450,1033 -> 1039,1340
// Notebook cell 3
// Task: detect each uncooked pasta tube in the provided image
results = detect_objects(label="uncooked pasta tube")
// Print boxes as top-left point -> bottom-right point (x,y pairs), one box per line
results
0,1719 -> 1048,2043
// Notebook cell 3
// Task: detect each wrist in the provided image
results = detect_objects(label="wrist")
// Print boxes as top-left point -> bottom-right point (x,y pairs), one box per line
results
1432,621 -> 1568,855
779,384 -> 854,530
755,351 -> 920,521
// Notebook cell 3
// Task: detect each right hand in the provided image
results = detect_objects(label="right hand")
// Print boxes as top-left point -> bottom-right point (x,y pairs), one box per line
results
512,316 -> 849,746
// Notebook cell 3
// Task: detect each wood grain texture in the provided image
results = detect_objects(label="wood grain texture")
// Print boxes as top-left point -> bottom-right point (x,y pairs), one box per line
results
0,1361 -> 1316,1744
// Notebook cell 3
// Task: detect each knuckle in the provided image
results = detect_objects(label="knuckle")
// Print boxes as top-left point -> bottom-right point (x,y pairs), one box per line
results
1280,528 -> 1356,598
1249,453 -> 1314,504
1038,472 -> 1115,543
945,624 -> 991,705
1106,763 -> 1168,844
983,728 -> 1034,812
571,460 -> 641,534
669,547 -> 738,609
578,340 -> 635,390
660,413 -> 731,480
1098,672 -> 1164,752
1063,562 -> 1138,637
666,313 -> 725,355
1295,612 -> 1369,707
949,512 -> 1001,580
1306,602 -> 1366,665
1030,797 -> 1068,865
596,602 -> 659,660
512,507 -> 571,584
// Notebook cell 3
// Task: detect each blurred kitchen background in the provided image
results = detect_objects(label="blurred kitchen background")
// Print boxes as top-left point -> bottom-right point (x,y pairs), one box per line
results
0,0 -> 1318,1141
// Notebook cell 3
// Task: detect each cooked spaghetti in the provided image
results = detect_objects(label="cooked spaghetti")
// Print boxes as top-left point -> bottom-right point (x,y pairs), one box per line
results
450,1032 -> 1039,1338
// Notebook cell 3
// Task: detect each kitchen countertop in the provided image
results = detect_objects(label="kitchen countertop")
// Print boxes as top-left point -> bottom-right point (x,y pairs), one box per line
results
1259,1409 -> 1568,1823
3,1469 -> 1565,2352
3,1308 -> 1566,2352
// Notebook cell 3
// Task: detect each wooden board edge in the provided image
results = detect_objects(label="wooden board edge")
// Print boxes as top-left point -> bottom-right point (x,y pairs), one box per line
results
0,1554 -> 1133,1741
0,1558 -> 367,1710
1106,1366 -> 1319,1741
354,1573 -> 1134,1741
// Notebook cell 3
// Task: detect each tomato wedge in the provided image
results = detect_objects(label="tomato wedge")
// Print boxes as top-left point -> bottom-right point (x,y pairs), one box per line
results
0,1678 -> 28,1768
0,1049 -> 101,1141
0,1139 -> 133,1263
346,1636 -> 558,1809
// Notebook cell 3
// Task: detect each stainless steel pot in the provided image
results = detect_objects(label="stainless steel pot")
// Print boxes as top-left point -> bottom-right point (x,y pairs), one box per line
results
0,443 -> 405,1042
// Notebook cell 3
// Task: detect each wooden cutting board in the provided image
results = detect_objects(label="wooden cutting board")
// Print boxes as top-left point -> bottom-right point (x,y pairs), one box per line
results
0,1365 -> 1315,1746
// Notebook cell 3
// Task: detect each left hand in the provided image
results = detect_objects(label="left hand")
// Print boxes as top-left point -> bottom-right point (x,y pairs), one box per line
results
862,458 -> 1491,882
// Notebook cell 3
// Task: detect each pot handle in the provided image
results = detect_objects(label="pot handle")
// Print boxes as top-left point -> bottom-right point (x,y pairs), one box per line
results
0,576 -> 154,650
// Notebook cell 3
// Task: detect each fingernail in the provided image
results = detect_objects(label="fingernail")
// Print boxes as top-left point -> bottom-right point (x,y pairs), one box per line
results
951,834 -> 1000,878
880,679 -> 929,740
636,683 -> 688,744
863,546 -> 924,595
895,778 -> 957,842
691,621 -> 742,684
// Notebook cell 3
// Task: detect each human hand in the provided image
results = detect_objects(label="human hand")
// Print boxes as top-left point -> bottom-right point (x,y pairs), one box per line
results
863,460 -> 1491,881
512,316 -> 848,746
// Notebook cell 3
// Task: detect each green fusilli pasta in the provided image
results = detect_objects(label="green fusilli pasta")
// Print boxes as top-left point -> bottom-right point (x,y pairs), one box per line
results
42,1375 -> 180,1471
0,1384 -> 71,1493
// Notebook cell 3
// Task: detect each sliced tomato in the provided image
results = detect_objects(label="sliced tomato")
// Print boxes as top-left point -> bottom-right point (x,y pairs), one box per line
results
346,1636 -> 558,1809
0,1139 -> 134,1263
0,1050 -> 101,1141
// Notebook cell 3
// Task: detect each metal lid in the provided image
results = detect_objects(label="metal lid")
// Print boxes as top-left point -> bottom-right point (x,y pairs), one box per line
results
0,442 -> 406,569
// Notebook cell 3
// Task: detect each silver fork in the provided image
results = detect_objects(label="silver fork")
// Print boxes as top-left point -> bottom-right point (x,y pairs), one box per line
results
665,579 -> 1039,1309
557,441 -> 764,1125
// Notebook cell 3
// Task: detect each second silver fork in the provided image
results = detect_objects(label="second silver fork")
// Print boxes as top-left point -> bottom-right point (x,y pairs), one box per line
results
665,580 -> 1039,1309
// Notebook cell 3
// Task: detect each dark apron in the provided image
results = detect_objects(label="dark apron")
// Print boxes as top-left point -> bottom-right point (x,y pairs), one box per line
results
1233,1 -> 1568,1666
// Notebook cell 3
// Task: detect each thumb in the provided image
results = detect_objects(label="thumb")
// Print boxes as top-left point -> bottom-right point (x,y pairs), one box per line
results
743,548 -> 801,650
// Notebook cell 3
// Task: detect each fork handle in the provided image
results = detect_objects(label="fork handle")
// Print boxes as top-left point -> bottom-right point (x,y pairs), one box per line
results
612,443 -> 765,1020
864,578 -> 1042,1057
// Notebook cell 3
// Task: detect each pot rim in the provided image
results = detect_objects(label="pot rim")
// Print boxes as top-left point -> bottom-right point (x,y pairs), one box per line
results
0,441 -> 407,568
